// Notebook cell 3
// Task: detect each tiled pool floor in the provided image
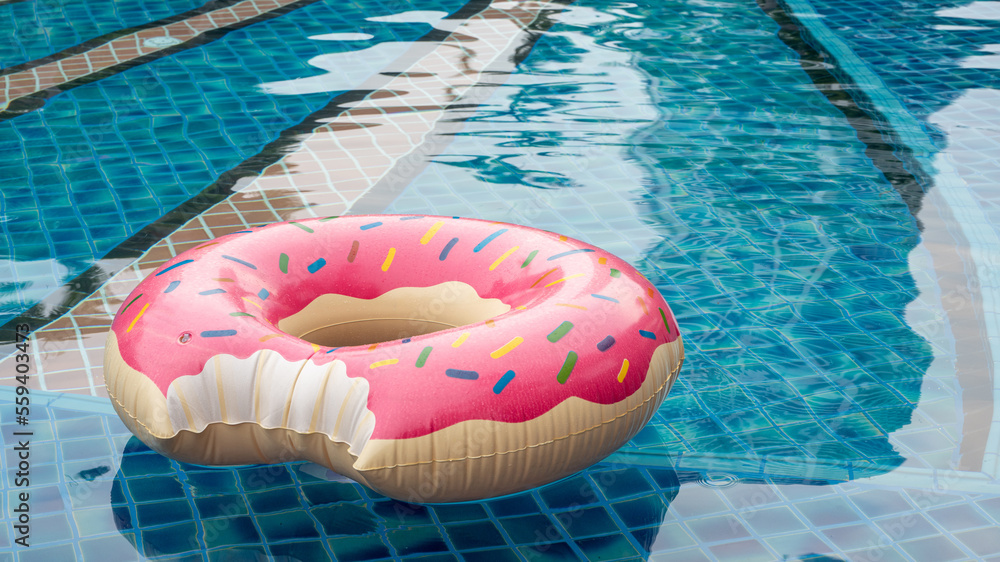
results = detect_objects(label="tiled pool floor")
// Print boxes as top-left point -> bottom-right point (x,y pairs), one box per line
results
3,0 -> 1000,560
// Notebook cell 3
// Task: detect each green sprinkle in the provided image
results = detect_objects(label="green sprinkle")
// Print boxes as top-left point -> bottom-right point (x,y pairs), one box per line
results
547,321 -> 573,343
521,250 -> 538,268
319,216 -> 339,222
279,253 -> 289,274
557,351 -> 578,384
610,269 -> 621,278
660,307 -> 671,334
289,222 -> 314,233
230,312 -> 254,317
415,346 -> 432,368
120,293 -> 144,315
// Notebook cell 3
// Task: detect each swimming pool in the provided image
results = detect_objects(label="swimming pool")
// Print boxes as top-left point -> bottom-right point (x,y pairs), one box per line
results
2,0 -> 999,559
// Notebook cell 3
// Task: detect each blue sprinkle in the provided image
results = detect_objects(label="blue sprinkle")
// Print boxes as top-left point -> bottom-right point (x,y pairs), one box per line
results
231,230 -> 253,234
473,229 -> 508,252
639,330 -> 656,339
591,293 -> 620,303
401,338 -> 411,344
199,289 -> 226,295
222,255 -> 257,269
439,237 -> 459,261
597,336 -> 615,352
258,288 -> 269,300
201,330 -> 237,338
325,347 -> 341,353
399,216 -> 423,221
360,222 -> 382,230
155,259 -> 193,276
446,369 -> 479,380
547,248 -> 595,261
308,258 -> 327,274
493,370 -> 515,394
164,280 -> 181,293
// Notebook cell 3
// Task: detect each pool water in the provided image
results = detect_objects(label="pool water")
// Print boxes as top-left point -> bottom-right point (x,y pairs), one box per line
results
2,0 -> 1000,560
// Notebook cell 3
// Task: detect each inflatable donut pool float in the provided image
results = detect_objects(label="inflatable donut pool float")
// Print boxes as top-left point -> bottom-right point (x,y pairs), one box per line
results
104,215 -> 684,502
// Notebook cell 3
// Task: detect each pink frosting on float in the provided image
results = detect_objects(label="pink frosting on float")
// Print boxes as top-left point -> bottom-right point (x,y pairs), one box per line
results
110,215 -> 681,440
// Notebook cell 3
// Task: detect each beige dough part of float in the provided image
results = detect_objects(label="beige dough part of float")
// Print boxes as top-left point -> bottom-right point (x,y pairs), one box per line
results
103,215 -> 684,502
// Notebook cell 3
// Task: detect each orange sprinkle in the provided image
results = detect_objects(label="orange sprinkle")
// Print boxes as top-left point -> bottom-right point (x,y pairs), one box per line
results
637,296 -> 649,315
259,334 -> 283,342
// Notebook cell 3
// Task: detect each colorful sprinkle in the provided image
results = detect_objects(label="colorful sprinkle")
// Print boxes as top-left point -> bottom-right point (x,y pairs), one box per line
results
319,216 -> 338,222
370,358 -> 398,369
259,334 -> 283,342
557,351 -> 578,384
637,296 -> 648,315
439,238 -> 459,261
617,359 -> 630,383
325,347 -> 341,353
521,250 -> 538,268
164,281 -> 180,293
639,329 -> 656,339
556,303 -> 587,310
647,288 -> 655,298
489,246 -> 520,271
598,257 -> 607,265
308,258 -> 326,274
531,268 -> 557,288
348,241 -> 359,263
485,319 -> 496,328
242,297 -> 262,309
558,235 -> 568,242
212,278 -> 234,283
199,289 -> 226,296
591,294 -> 620,303
420,221 -> 445,244
155,259 -> 193,276
311,343 -> 320,352
474,229 -> 507,252
597,336 -> 615,351
381,248 -> 396,271
121,293 -> 144,314
547,248 -> 595,261
399,215 -> 423,221
279,253 -> 289,274
452,332 -> 470,347
258,289 -> 269,300
401,338 -> 411,344
446,369 -> 479,380
230,312 -> 254,317
194,242 -> 218,250
416,346 -> 432,367
361,221 -> 382,231
660,308 -> 672,334
493,370 -> 515,394
222,255 -> 257,270
547,321 -> 573,343
490,336 -> 524,359
201,330 -> 237,337
367,344 -> 378,352
289,222 -> 314,233
125,302 -> 149,333
610,269 -> 621,278
544,273 -> 584,288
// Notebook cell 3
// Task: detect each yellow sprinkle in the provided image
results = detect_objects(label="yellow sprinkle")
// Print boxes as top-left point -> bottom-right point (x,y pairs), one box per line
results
598,257 -> 607,265
311,343 -> 320,352
515,305 -> 527,310
489,246 -> 519,271
368,344 -> 378,352
382,247 -> 396,271
212,278 -> 234,283
490,336 -> 524,359
126,302 -> 150,333
259,334 -> 283,342
452,332 -> 470,347
556,303 -> 587,310
544,273 -> 584,288
195,242 -> 218,250
420,221 -> 444,244
370,358 -> 399,369
558,235 -> 568,241
617,359 -> 630,383
530,268 -> 557,288
485,319 -> 496,328
242,297 -> 263,309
